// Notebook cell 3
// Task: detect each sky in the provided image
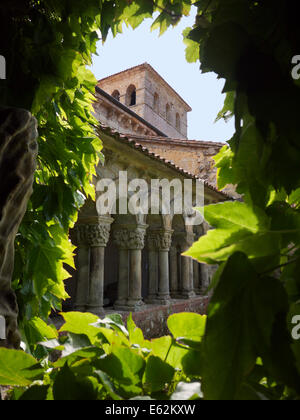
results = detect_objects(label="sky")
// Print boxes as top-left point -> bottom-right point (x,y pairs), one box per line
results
90,11 -> 235,143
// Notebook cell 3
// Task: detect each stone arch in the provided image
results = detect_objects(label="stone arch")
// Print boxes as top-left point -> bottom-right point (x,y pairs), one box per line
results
112,90 -> 120,101
126,84 -> 137,106
166,103 -> 171,123
176,112 -> 181,132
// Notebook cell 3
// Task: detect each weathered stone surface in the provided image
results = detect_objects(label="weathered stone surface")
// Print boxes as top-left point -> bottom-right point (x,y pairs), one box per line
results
97,63 -> 191,139
113,225 -> 146,250
74,223 -> 111,247
0,107 -> 38,349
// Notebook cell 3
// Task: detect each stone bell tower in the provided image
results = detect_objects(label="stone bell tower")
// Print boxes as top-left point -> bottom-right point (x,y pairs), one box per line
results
97,63 -> 192,139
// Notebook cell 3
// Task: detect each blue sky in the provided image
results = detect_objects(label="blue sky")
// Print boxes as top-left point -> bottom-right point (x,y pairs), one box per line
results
90,12 -> 235,142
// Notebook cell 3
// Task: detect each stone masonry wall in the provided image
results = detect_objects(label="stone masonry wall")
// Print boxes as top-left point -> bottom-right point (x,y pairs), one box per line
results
97,64 -> 191,140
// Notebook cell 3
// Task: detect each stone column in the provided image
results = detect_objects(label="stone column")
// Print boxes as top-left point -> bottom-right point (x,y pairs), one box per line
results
113,228 -> 130,310
192,229 -> 203,295
146,234 -> 159,304
145,230 -> 173,304
179,232 -> 196,299
193,260 -> 202,295
75,218 -> 112,316
72,227 -> 90,312
189,258 -> 194,293
113,225 -> 147,311
128,249 -> 143,308
169,246 -> 179,299
157,230 -> 173,304
127,225 -> 147,310
201,264 -> 210,293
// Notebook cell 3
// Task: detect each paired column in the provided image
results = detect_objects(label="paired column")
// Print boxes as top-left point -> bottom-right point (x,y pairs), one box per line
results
113,224 -> 147,311
146,230 -> 173,305
73,217 -> 113,316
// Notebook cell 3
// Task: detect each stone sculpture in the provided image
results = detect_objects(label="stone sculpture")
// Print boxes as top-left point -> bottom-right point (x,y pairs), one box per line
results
0,107 -> 38,349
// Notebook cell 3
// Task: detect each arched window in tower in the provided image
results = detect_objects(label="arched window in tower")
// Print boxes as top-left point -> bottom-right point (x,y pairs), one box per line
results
166,103 -> 171,123
153,93 -> 159,113
112,90 -> 120,101
176,113 -> 181,131
126,85 -> 137,106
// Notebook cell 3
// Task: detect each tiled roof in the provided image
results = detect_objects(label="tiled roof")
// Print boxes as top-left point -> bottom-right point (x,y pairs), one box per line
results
128,134 -> 226,148
97,124 -> 233,200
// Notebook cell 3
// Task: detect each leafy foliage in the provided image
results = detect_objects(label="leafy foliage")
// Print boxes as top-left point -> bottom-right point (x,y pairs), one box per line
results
1,0 -> 300,401
183,0 -> 300,400
0,312 -> 204,401
0,0 -> 195,351
0,0 -> 106,337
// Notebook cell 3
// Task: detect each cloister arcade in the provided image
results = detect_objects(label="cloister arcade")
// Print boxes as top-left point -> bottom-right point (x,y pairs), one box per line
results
68,127 -> 226,316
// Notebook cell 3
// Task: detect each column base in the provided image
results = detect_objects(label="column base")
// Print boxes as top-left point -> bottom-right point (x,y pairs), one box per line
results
170,291 -> 181,299
114,300 -> 145,312
86,305 -> 105,318
156,295 -> 171,305
114,299 -> 127,309
194,288 -> 203,296
145,295 -> 159,304
177,291 -> 196,299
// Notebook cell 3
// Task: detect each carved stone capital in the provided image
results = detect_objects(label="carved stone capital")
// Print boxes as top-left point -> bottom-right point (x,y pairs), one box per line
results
75,223 -> 111,247
147,230 -> 173,251
113,225 -> 147,250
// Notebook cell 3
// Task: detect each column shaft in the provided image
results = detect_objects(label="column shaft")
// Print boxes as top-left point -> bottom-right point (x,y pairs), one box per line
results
189,258 -> 194,291
193,260 -> 201,295
128,249 -> 143,309
181,255 -> 196,299
170,247 -> 179,298
146,250 -> 158,303
114,249 -> 129,309
201,264 -> 210,293
87,246 -> 105,316
74,246 -> 90,311
157,250 -> 171,303
113,224 -> 147,311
